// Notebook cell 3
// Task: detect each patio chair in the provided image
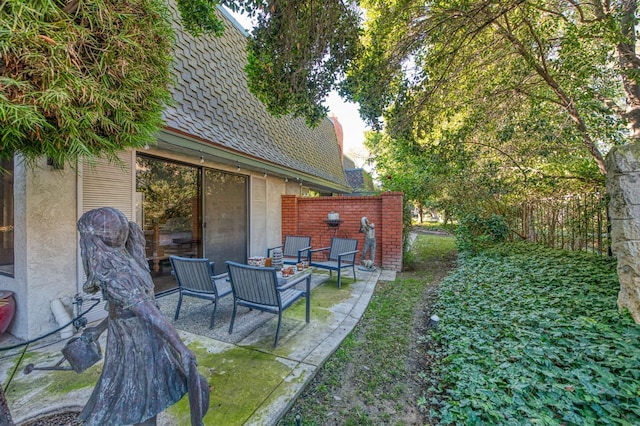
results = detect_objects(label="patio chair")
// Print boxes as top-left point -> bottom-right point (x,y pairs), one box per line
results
170,255 -> 232,329
309,237 -> 358,288
267,235 -> 312,265
226,261 -> 310,347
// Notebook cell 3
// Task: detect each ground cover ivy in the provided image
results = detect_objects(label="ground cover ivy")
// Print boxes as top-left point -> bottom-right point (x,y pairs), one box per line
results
429,242 -> 640,425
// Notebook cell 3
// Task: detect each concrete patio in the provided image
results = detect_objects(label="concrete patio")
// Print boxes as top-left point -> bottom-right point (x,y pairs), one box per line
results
0,267 -> 395,425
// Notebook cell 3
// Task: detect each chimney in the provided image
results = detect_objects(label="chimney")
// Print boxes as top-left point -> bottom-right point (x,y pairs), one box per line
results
329,114 -> 344,162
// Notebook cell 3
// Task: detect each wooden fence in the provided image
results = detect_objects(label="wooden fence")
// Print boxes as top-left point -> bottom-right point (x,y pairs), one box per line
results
505,193 -> 610,255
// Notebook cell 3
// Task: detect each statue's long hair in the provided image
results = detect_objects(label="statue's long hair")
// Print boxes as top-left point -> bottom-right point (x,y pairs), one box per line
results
126,221 -> 151,273
78,207 -> 152,295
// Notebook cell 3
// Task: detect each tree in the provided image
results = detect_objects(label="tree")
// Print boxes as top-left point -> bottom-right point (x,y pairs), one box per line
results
346,0 -> 640,321
0,0 -> 360,168
240,0 -> 361,126
0,0 -> 174,168
344,0 -> 636,174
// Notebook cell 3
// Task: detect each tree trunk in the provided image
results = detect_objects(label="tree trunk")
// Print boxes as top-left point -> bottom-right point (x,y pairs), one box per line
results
605,144 -> 640,323
616,0 -> 640,140
606,0 -> 640,324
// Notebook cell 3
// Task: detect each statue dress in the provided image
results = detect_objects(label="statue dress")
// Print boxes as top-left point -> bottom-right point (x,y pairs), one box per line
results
77,207 -> 208,426
79,267 -> 188,424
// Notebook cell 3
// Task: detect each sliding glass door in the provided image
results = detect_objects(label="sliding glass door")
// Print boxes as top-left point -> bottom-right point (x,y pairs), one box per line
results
203,169 -> 248,274
135,155 -> 249,292
136,155 -> 200,292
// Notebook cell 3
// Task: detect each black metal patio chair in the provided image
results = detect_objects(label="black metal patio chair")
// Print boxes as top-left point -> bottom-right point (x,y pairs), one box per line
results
170,255 -> 232,329
267,235 -> 312,265
308,237 -> 358,288
226,261 -> 310,347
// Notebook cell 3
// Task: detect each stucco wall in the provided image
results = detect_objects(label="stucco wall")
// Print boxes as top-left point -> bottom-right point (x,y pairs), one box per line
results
26,162 -> 78,340
265,177 -> 285,253
0,160 -> 79,340
1,148 -> 325,340
249,175 -> 286,257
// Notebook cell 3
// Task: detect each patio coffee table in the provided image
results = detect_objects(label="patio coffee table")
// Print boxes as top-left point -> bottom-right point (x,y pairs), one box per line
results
277,267 -> 312,287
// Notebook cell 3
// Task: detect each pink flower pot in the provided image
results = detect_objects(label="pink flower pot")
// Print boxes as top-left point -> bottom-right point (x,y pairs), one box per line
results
0,290 -> 16,335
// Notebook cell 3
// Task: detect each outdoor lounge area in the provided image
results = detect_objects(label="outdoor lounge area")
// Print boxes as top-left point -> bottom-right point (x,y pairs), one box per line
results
0,266 -> 395,425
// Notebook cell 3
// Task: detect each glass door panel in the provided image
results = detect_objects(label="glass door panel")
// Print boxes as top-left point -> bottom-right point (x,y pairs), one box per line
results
136,155 -> 201,293
203,169 -> 248,274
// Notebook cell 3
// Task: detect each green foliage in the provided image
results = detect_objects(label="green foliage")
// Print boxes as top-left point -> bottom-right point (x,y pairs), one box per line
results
345,0 -> 635,225
244,0 -> 361,126
429,243 -> 640,425
455,213 -> 509,254
0,0 -> 175,167
177,0 -> 226,36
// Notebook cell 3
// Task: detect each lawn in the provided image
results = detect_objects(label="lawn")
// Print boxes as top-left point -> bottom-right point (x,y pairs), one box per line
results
280,233 -> 457,425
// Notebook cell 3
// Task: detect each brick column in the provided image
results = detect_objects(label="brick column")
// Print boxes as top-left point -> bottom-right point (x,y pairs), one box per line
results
381,192 -> 403,271
281,195 -> 298,241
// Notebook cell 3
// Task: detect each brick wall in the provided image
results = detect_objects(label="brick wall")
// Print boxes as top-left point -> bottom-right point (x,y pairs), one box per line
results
281,192 -> 404,271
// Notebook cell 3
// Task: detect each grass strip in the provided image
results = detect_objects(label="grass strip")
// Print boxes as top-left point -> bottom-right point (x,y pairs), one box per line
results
280,234 -> 456,425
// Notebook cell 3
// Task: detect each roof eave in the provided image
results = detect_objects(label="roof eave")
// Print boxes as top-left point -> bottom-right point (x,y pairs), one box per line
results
155,128 -> 353,194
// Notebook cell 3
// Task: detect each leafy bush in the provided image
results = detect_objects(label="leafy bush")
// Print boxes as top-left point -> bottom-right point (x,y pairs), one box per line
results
427,243 -> 640,425
403,248 -> 417,271
455,213 -> 509,253
0,0 -> 176,167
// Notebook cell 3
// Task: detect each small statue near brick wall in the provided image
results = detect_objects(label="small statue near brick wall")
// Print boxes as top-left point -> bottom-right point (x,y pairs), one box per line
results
359,216 -> 376,269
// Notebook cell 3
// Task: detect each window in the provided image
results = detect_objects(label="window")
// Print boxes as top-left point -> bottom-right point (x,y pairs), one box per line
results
136,155 -> 200,293
0,158 -> 14,276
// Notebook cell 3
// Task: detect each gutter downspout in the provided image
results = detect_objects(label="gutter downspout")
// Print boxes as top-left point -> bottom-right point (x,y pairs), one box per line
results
50,299 -> 73,339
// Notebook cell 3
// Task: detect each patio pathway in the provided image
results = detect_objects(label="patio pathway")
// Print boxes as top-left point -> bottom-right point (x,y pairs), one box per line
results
0,267 -> 395,425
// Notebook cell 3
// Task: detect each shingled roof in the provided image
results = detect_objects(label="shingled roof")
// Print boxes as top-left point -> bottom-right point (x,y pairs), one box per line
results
159,2 -> 351,192
345,168 -> 377,195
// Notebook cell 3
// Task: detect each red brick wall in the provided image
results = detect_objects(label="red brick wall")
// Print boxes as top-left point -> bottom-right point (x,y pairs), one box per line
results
281,192 -> 404,271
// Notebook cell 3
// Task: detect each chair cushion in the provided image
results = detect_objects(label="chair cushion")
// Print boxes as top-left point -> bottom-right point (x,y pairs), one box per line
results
310,260 -> 351,271
279,288 -> 305,309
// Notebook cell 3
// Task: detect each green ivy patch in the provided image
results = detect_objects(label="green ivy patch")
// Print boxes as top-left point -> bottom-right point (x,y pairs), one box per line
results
429,242 -> 640,425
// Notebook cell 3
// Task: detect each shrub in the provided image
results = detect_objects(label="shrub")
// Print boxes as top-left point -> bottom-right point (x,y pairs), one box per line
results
428,242 -> 640,425
455,213 -> 509,253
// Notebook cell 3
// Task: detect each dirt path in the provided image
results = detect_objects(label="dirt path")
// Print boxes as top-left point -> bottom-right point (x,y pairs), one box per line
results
281,232 -> 457,425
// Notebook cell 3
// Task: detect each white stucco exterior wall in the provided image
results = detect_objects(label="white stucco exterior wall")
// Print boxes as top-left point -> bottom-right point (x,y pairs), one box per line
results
1,148 -> 296,341
267,176 -> 285,248
25,162 -> 78,340
0,159 -> 78,340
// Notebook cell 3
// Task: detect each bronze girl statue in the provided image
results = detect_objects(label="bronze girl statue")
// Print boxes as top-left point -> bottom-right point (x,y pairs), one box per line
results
77,207 -> 208,426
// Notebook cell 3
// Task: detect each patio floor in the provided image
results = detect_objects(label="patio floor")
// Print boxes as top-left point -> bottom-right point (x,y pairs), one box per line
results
0,267 -> 395,425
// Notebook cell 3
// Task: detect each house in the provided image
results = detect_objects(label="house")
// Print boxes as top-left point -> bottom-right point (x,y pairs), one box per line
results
0,5 -> 352,341
343,156 -> 376,195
